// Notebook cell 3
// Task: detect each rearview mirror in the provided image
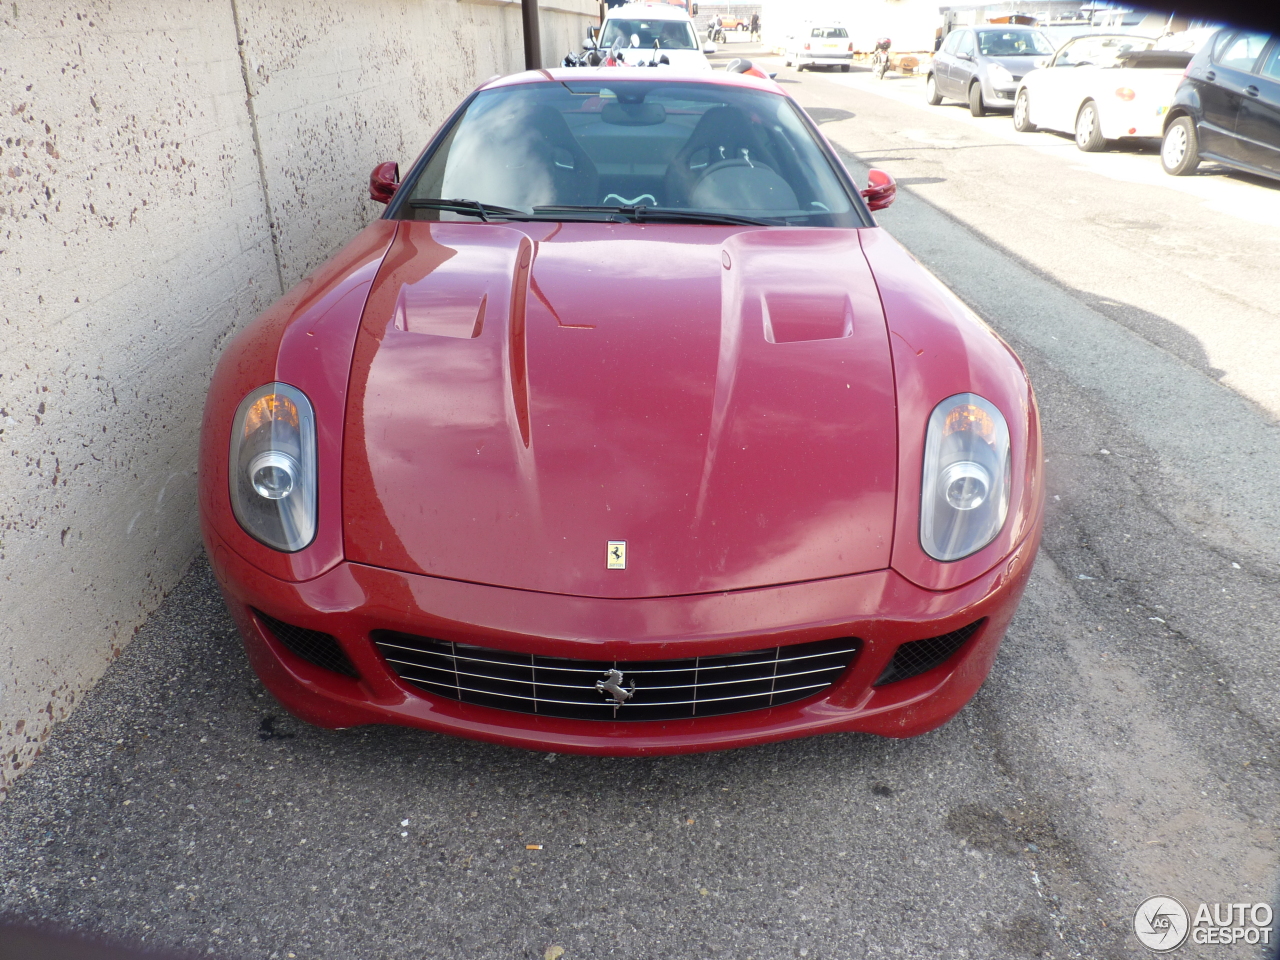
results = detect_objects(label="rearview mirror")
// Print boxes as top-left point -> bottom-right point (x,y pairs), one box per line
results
861,168 -> 896,211
369,161 -> 399,204
602,101 -> 667,126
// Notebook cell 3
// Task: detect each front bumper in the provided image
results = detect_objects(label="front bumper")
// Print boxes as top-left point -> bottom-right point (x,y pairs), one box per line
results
207,526 -> 1039,756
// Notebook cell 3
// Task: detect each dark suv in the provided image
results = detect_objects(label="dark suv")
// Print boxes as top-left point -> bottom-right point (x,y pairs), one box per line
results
1162,28 -> 1280,180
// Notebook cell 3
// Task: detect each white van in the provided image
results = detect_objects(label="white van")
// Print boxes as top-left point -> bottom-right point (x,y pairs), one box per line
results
785,25 -> 854,72
589,3 -> 716,70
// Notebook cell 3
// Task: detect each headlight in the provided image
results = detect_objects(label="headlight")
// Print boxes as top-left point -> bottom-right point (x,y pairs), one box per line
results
229,383 -> 317,552
920,393 -> 1011,561
988,64 -> 1014,85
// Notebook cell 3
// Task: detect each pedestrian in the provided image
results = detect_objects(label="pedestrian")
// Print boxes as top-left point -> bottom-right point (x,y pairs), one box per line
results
750,12 -> 760,41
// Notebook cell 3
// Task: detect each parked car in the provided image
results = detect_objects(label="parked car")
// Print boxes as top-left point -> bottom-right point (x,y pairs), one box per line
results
590,2 -> 715,70
785,25 -> 855,72
1011,34 -> 1193,151
1161,28 -> 1280,180
927,25 -> 1057,116
200,68 -> 1045,756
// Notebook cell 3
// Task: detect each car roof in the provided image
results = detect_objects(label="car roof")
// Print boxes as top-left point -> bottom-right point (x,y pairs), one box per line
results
604,3 -> 694,21
481,67 -> 784,95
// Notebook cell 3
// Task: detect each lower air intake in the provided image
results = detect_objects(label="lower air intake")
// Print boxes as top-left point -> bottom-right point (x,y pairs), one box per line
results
254,609 -> 359,679
874,619 -> 985,686
373,633 -> 860,722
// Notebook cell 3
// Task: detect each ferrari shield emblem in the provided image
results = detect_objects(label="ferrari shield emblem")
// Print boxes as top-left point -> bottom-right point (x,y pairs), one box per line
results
606,540 -> 627,570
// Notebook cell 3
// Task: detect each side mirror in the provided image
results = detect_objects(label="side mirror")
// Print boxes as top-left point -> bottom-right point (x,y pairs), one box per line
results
861,168 -> 896,211
631,33 -> 640,48
583,32 -> 597,50
691,2 -> 698,13
703,42 -> 717,55
369,161 -> 399,204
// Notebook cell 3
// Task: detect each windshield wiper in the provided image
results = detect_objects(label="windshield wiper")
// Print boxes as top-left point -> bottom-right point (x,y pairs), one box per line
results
407,198 -> 531,221
534,204 -> 780,226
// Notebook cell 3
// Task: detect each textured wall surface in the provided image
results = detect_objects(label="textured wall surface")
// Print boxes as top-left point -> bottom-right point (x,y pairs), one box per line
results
0,0 -> 596,797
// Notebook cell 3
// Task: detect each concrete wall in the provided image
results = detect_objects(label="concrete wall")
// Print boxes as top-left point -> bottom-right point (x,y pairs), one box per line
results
0,0 -> 596,798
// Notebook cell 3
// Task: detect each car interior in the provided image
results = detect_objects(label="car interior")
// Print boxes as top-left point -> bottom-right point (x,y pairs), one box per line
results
975,29 -> 1053,57
599,19 -> 698,50
404,83 -> 856,222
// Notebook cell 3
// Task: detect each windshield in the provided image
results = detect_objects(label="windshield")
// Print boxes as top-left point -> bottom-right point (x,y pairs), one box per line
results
976,30 -> 1055,56
600,18 -> 698,50
1052,34 -> 1156,67
397,81 -> 862,227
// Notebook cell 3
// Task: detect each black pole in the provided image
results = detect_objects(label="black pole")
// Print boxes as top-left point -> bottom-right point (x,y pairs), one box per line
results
522,0 -> 542,70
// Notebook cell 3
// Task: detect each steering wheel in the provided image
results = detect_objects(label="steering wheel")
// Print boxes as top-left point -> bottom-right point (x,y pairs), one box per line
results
691,157 -> 778,189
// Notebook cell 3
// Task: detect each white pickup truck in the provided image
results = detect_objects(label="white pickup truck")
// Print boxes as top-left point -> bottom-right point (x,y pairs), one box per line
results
1012,34 -> 1195,151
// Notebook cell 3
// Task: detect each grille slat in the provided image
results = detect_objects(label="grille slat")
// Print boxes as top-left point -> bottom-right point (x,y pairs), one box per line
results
874,619 -> 985,686
376,642 -> 854,675
384,678 -> 837,711
381,658 -> 850,693
373,631 -> 859,722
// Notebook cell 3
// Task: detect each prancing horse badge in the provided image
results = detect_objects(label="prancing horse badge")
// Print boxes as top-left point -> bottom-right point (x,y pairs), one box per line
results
606,540 -> 627,570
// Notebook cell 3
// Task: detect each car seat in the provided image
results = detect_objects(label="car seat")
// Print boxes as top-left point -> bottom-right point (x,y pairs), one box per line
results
523,104 -> 600,207
664,106 -> 782,207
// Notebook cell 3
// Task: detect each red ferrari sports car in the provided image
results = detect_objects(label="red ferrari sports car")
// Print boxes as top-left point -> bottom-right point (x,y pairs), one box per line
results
199,68 -> 1044,755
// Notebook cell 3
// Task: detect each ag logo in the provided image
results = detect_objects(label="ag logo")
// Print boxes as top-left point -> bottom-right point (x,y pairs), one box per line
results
1134,896 -> 1190,952
606,540 -> 627,570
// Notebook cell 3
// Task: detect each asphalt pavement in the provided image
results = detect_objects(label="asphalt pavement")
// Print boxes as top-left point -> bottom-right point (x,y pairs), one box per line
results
1,47 -> 1277,960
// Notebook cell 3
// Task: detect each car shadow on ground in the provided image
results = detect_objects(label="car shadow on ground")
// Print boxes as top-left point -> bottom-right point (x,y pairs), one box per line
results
835,144 -> 1232,386
804,106 -> 855,124
0,551 -> 1122,960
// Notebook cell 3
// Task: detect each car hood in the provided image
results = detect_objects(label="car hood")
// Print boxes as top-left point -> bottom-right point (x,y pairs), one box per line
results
343,221 -> 897,598
986,54 -> 1047,76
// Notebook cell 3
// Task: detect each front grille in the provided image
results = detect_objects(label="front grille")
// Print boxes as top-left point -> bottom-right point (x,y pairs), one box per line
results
372,632 -> 860,722
254,609 -> 359,679
874,619 -> 984,686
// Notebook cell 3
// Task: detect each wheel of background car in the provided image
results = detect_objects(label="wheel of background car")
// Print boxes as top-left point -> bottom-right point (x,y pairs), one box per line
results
1012,89 -> 1036,132
926,74 -> 943,105
841,64 -> 850,72
1161,116 -> 1201,176
1074,100 -> 1106,152
969,82 -> 986,117
785,55 -> 792,66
